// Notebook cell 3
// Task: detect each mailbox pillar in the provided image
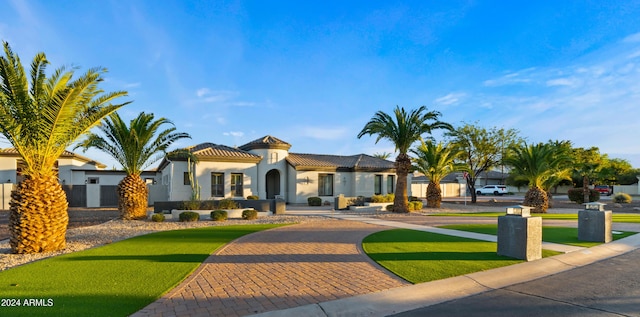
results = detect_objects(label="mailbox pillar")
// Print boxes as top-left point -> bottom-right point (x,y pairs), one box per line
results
578,202 -> 612,243
497,205 -> 542,261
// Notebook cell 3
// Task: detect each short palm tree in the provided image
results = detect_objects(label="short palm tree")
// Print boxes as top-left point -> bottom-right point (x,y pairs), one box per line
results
504,142 -> 572,213
76,112 -> 190,219
0,42 -> 129,253
358,106 -> 452,213
411,141 -> 465,208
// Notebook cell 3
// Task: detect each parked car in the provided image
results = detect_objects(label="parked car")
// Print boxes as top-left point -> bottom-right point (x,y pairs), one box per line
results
594,185 -> 613,196
476,185 -> 508,196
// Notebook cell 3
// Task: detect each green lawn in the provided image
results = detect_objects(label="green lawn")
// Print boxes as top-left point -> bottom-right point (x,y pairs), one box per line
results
430,212 -> 640,223
439,224 -> 637,247
0,224 -> 285,317
362,229 -> 560,284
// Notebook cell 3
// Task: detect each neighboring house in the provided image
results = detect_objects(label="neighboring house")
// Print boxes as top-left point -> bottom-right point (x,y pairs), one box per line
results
0,148 -> 158,208
156,135 -> 405,204
411,170 -> 511,198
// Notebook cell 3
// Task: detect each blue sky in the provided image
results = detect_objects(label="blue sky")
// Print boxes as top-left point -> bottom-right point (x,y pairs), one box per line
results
2,1 -> 640,168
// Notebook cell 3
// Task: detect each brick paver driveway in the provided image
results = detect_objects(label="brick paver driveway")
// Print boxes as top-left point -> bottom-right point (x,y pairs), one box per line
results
132,219 -> 408,317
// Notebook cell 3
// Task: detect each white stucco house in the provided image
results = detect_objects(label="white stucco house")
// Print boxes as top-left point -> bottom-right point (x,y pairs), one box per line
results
156,135 -> 405,204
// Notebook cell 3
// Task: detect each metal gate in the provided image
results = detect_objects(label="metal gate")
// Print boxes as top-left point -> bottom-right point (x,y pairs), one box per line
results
100,185 -> 119,207
63,185 -> 86,207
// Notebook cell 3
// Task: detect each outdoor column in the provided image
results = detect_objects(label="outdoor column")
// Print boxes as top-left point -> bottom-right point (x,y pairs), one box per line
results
497,205 -> 542,261
578,202 -> 612,243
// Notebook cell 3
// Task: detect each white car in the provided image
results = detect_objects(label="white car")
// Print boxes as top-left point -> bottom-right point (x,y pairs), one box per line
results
476,185 -> 508,196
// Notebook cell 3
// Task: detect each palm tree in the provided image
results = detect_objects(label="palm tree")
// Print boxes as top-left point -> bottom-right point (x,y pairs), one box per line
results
76,112 -> 190,219
0,42 -> 129,253
504,142 -> 572,213
358,106 -> 452,213
411,141 -> 465,208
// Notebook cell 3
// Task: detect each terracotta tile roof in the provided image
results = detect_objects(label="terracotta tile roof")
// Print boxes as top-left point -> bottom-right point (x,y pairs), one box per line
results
0,148 -> 107,168
239,135 -> 291,151
286,153 -> 395,172
185,143 -> 261,163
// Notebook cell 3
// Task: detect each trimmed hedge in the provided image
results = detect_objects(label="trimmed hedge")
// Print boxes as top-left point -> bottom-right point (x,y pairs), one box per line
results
308,197 -> 322,206
151,214 -> 165,222
179,211 -> 199,222
210,210 -> 228,221
242,209 -> 258,220
568,188 -> 600,204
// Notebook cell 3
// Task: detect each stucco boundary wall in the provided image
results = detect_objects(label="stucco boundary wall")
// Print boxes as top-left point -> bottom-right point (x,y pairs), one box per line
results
153,199 -> 285,214
410,183 -> 640,198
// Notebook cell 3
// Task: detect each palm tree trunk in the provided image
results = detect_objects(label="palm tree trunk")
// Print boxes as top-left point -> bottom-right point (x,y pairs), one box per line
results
426,182 -> 442,208
393,153 -> 411,213
117,174 -> 149,220
9,175 -> 68,254
524,186 -> 549,213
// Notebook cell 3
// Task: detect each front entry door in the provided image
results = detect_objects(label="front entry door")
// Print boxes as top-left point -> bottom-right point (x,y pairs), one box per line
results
266,169 -> 280,199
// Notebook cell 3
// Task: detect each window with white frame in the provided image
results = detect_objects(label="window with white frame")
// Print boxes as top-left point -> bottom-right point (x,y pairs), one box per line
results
387,175 -> 395,194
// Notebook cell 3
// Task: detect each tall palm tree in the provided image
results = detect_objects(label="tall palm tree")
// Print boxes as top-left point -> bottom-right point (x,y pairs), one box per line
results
0,42 -> 129,253
358,106 -> 452,213
504,142 -> 572,213
411,141 -> 465,208
76,112 -> 190,219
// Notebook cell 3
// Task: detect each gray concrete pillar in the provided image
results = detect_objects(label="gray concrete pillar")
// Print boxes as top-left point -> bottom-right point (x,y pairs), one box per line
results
497,215 -> 542,261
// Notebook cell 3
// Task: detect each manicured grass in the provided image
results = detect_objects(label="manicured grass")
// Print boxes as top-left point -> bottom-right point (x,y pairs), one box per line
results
439,224 -> 637,247
430,212 -> 640,223
0,224 -> 285,317
362,229 -> 560,284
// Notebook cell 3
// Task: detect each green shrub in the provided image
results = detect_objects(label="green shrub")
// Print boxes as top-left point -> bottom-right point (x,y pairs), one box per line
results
150,213 -> 165,222
385,204 -> 394,212
179,211 -> 200,222
201,200 -> 216,210
180,200 -> 200,210
371,195 -> 385,203
613,193 -> 632,204
409,196 -> 420,202
242,209 -> 258,220
218,199 -> 240,209
308,197 -> 322,206
210,210 -> 228,221
246,195 -> 259,200
408,201 -> 423,211
567,188 -> 600,204
384,193 -> 395,202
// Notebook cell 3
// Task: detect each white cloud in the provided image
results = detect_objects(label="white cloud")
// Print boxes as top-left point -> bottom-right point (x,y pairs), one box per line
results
223,131 -> 244,137
483,69 -> 535,87
546,77 -> 577,87
196,88 -> 210,97
435,92 -> 466,105
622,32 -> 640,43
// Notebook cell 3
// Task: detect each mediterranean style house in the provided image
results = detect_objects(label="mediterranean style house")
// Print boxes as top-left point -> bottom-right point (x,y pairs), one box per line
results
0,135 -> 405,207
155,135 -> 403,204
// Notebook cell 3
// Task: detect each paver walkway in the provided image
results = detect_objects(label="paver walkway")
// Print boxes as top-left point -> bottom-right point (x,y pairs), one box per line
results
132,219 -> 408,317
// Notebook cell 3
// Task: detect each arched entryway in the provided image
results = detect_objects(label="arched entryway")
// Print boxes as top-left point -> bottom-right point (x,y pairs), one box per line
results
266,169 -> 280,199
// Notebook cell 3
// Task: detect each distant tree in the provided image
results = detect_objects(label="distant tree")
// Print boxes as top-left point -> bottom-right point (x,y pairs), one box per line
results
373,152 -> 393,160
411,141 -> 465,208
76,112 -> 190,219
598,158 -> 633,185
446,123 -> 522,203
504,142 -> 572,213
618,168 -> 640,185
571,147 -> 607,203
0,42 -> 129,253
358,106 -> 452,213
